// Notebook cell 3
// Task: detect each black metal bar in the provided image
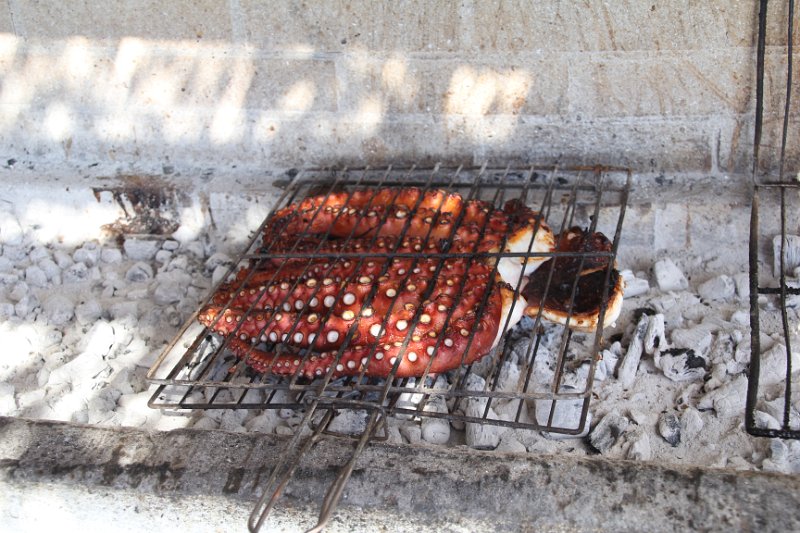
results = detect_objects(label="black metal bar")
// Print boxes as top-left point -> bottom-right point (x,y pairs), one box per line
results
745,1 -> 800,440
752,0 -> 769,183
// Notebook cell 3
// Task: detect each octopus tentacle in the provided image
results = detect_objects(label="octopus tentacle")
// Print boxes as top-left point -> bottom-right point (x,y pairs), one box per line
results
200,259 -> 495,349
224,280 -> 519,379
198,187 -> 570,380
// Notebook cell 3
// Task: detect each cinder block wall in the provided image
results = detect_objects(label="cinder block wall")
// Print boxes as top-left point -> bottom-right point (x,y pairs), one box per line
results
0,1 -> 796,180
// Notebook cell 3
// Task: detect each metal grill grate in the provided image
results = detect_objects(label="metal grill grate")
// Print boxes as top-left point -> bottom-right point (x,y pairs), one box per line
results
746,0 -> 800,439
146,164 -> 630,531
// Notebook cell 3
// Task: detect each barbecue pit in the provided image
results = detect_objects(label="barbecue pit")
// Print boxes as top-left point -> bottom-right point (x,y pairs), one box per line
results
0,1 -> 799,532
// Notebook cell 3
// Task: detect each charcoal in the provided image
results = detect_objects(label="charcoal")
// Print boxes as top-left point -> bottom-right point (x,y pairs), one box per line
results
63,262 -> 90,283
733,272 -> 750,300
535,394 -> 591,440
698,375 -> 748,418
205,252 -> 233,271
185,241 -> 206,258
0,383 -> 16,415
101,247 -> 123,264
496,434 -> 527,453
627,431 -> 652,461
760,343 -> 800,386
617,315 -> 649,388
697,275 -> 735,301
397,423 -> 420,445
75,299 -> 103,325
0,302 -> 14,320
29,245 -> 50,263
0,272 -> 19,285
421,397 -> 450,445
9,281 -> 29,302
193,417 -> 219,430
752,410 -> 781,431
212,264 -> 230,286
763,440 -> 800,475
125,261 -> 154,283
658,412 -> 681,447
53,249 -> 74,268
155,249 -> 172,264
38,258 -> 60,281
495,360 -> 521,392
656,348 -> 708,382
24,265 -> 47,287
14,293 -> 39,318
0,214 -> 23,245
73,243 -> 99,266
773,234 -> 800,275
654,258 -> 688,292
162,239 -> 180,251
465,374 -> 505,449
327,409 -> 368,436
123,238 -> 160,261
681,407 -> 704,438
42,294 -> 74,326
761,397 -> 800,428
621,269 -> 650,297
589,410 -> 629,453
644,313 -> 666,355
670,327 -> 713,356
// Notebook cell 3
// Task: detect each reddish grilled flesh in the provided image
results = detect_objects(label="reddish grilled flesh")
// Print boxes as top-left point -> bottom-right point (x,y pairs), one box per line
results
198,187 -> 550,379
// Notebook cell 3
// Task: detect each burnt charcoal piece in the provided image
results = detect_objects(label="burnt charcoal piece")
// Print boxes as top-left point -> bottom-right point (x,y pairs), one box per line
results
658,411 -> 681,447
588,410 -> 630,454
657,348 -> 708,382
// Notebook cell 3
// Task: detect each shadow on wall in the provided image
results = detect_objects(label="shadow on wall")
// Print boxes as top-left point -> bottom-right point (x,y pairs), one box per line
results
0,34 -> 560,172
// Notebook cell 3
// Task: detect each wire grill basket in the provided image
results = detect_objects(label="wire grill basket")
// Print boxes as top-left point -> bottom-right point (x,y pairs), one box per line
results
146,163 -> 631,531
746,0 -> 800,439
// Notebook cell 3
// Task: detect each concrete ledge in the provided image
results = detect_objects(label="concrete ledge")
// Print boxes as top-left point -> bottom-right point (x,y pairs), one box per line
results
1,416 -> 799,532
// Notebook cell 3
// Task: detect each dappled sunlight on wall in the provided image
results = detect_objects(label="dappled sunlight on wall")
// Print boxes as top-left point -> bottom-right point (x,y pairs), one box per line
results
445,65 -> 533,144
0,31 -> 556,172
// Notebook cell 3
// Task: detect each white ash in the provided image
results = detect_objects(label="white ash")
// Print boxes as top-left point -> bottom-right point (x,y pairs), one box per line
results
697,275 -> 736,302
589,410 -> 630,453
123,238 -> 161,261
626,429 -> 653,461
773,234 -> 800,275
621,269 -> 650,298
420,397 -> 451,445
2,210 -> 799,477
653,258 -> 689,292
617,314 -> 649,389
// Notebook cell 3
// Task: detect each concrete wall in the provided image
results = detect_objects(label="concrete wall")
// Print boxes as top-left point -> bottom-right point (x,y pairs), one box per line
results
0,1 -> 797,181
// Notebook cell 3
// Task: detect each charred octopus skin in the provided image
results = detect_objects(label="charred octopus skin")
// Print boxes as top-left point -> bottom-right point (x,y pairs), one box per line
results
198,188 -> 621,379
522,227 -> 625,332
198,187 -> 545,379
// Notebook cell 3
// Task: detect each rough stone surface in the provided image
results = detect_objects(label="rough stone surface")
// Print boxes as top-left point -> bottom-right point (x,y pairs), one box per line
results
0,0 -> 793,178
4,417 -> 799,533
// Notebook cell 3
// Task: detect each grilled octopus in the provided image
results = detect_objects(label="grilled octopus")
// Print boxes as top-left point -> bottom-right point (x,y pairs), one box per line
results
198,187 -> 622,379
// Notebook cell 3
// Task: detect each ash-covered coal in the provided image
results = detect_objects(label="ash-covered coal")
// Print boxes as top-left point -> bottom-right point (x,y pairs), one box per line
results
1,209 -> 799,475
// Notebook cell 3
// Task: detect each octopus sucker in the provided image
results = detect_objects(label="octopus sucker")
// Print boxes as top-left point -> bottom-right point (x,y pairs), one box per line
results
201,188 -> 621,379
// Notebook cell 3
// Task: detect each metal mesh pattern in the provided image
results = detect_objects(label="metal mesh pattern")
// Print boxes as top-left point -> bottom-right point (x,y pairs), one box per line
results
148,165 -> 630,436
146,164 -> 630,531
746,0 -> 800,439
